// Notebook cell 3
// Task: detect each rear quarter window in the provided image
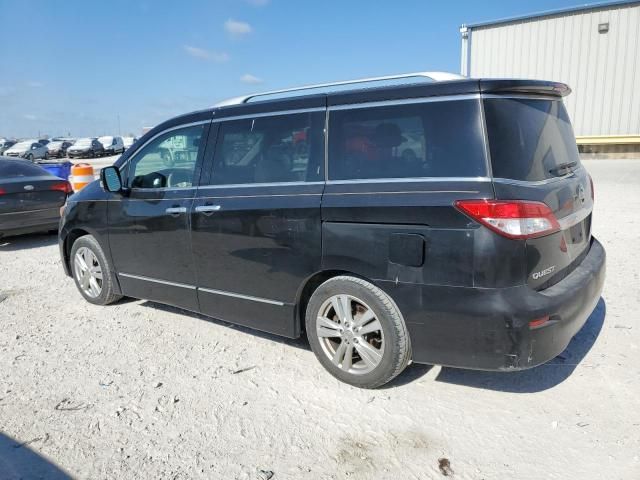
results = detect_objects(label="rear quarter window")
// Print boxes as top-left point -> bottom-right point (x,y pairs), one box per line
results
328,99 -> 487,180
484,98 -> 581,181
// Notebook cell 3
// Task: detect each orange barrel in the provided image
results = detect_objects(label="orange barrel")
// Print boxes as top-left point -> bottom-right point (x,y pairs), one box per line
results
69,163 -> 95,191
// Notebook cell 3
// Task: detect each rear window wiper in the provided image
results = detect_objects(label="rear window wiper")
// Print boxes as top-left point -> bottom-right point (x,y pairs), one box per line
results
549,161 -> 578,176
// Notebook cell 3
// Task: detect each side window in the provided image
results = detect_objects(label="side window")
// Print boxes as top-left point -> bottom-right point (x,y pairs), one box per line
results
210,111 -> 324,185
328,100 -> 487,180
127,124 -> 205,189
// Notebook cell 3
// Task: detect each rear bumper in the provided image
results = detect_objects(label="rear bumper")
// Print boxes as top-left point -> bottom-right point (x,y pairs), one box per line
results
0,208 -> 61,237
381,237 -> 606,371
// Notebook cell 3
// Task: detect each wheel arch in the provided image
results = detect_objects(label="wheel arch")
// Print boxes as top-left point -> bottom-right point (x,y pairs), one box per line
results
294,269 -> 370,336
61,227 -> 120,294
62,228 -> 91,275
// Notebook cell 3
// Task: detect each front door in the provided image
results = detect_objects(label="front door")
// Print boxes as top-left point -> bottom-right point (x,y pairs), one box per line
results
108,120 -> 210,311
190,108 -> 326,336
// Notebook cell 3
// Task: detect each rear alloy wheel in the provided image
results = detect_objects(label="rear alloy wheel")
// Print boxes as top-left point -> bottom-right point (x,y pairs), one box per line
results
306,276 -> 411,388
70,235 -> 122,305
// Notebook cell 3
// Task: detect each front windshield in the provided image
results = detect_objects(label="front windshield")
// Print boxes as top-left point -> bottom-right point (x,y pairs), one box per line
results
98,136 -> 113,145
13,142 -> 32,149
75,138 -> 92,146
48,141 -> 62,148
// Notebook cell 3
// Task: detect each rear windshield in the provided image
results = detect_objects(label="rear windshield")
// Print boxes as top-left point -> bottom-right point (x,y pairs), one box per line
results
484,98 -> 581,181
0,161 -> 50,178
328,99 -> 487,180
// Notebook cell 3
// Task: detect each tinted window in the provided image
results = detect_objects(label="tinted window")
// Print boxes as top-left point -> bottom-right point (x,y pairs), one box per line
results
0,161 -> 50,177
127,124 -> 205,189
210,111 -> 324,185
484,99 -> 581,181
328,100 -> 486,180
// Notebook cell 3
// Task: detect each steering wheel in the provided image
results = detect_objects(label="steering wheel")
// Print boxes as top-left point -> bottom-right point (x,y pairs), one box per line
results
168,169 -> 191,188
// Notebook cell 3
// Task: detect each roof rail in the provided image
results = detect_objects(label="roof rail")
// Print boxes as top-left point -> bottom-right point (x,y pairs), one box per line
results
214,71 -> 466,107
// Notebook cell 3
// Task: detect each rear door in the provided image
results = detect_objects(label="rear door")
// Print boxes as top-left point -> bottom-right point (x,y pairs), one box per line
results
484,96 -> 593,289
190,107 -> 326,337
0,160 -> 68,231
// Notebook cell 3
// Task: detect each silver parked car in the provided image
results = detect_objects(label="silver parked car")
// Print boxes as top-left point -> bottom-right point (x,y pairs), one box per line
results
4,140 -> 49,161
122,136 -> 137,151
98,136 -> 125,156
0,139 -> 17,154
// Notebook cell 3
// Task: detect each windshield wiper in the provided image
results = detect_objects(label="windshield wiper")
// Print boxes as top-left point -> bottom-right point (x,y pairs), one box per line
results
549,161 -> 578,176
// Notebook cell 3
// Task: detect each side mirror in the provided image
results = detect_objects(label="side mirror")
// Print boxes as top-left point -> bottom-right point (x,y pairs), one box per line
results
100,166 -> 123,193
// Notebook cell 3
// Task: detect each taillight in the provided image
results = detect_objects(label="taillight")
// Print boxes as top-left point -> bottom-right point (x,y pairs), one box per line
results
51,182 -> 73,194
455,199 -> 560,239
0,187 -> 6,195
588,174 -> 594,200
529,315 -> 550,329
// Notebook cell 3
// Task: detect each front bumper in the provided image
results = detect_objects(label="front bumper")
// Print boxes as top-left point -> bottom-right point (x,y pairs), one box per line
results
68,150 -> 89,157
381,237 -> 606,371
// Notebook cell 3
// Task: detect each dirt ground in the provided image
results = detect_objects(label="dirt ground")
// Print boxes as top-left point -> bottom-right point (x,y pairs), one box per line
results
0,159 -> 638,479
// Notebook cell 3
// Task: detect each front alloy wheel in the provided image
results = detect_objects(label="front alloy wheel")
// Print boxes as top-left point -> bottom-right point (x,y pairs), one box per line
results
73,246 -> 103,298
70,235 -> 122,305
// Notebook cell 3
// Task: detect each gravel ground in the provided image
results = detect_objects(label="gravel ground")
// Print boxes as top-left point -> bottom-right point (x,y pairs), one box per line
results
0,159 -> 639,480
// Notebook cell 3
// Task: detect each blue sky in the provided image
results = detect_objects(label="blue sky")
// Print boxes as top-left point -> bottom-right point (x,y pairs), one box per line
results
0,0 -> 587,138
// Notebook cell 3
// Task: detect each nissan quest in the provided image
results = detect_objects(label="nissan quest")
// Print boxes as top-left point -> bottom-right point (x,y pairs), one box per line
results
58,72 -> 606,388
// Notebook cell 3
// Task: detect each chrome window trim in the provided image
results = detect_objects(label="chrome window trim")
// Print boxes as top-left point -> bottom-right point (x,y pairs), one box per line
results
118,272 -> 197,290
325,176 -> 490,185
557,205 -> 593,230
211,107 -> 325,123
198,181 -> 325,190
328,94 -> 480,111
198,287 -> 285,306
198,193 -> 322,200
128,186 -> 198,192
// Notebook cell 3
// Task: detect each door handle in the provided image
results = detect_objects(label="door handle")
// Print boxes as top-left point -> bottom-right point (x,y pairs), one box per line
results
165,206 -> 187,215
195,205 -> 221,216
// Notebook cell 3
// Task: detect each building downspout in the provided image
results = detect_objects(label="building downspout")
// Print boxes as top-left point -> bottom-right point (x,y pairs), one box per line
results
459,25 -> 471,77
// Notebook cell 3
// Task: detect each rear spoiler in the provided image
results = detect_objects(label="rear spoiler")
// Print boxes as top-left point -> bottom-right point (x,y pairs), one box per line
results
479,79 -> 571,97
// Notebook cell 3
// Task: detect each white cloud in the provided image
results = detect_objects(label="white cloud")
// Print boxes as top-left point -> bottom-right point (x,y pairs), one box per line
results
27,81 -> 44,88
183,45 -> 229,62
240,74 -> 263,84
224,19 -> 252,38
246,0 -> 269,5
23,114 -> 38,120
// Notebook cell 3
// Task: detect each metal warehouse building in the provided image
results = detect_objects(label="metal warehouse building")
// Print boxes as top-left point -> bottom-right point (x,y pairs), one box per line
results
460,0 -> 640,155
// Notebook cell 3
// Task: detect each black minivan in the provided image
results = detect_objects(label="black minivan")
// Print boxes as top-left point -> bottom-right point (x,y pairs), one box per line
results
59,73 -> 605,388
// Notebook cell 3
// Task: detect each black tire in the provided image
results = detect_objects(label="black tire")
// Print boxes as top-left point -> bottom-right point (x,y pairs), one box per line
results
70,235 -> 122,305
26,154 -> 33,162
43,152 -> 49,160
305,275 -> 411,388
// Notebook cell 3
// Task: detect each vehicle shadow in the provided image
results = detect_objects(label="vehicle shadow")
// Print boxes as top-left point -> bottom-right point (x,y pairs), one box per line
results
140,301 -> 312,351
0,432 -> 71,479
0,231 -> 58,251
433,297 -> 607,393
140,297 -> 605,393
